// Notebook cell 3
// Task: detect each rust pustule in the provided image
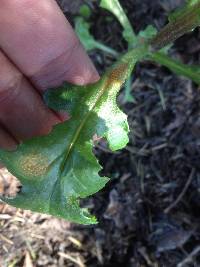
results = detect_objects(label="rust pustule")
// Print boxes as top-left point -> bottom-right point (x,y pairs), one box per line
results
19,153 -> 49,177
106,63 -> 128,87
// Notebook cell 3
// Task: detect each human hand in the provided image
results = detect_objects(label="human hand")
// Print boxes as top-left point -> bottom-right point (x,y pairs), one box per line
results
0,0 -> 99,150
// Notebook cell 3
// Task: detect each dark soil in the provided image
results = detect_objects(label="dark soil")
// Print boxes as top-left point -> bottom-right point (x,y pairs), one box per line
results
1,0 -> 200,266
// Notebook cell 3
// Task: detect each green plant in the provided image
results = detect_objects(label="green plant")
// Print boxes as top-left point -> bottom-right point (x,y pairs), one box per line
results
76,0 -> 200,97
0,0 -> 200,224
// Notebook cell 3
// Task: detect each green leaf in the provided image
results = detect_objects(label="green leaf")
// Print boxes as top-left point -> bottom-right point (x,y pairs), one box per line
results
187,0 -> 200,4
100,0 -> 137,45
75,17 -> 119,57
138,25 -> 157,40
169,0 -> 200,22
151,1 -> 200,50
75,17 -> 97,52
99,0 -> 158,51
0,45 -> 148,224
99,1 -> 158,104
79,4 -> 91,19
150,52 -> 200,85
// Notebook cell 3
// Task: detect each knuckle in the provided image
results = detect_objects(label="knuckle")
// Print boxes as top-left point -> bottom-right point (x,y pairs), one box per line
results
30,38 -> 82,89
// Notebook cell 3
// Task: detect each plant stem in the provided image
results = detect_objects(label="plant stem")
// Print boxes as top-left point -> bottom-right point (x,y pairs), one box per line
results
150,52 -> 200,85
94,42 -> 119,57
124,77 -> 136,103
150,1 -> 200,50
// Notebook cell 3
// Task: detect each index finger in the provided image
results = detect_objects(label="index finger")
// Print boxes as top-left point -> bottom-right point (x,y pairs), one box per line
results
0,0 -> 99,91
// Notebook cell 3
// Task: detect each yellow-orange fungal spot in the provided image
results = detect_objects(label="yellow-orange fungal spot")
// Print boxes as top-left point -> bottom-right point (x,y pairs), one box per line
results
107,63 -> 128,87
19,153 -> 49,177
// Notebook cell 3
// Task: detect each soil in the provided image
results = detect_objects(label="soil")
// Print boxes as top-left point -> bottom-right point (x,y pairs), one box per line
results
1,0 -> 200,266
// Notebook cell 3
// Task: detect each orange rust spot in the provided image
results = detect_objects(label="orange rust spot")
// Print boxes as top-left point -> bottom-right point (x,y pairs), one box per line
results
19,153 -> 49,177
106,63 -> 128,87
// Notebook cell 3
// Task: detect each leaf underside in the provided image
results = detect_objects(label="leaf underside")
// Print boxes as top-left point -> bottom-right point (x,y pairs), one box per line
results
0,47 -> 147,224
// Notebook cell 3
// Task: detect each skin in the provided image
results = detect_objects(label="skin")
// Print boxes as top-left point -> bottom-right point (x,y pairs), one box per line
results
0,0 -> 99,153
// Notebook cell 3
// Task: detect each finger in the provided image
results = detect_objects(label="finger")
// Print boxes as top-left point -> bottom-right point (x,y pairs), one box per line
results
0,124 -> 17,150
0,0 -> 99,92
0,51 -> 60,141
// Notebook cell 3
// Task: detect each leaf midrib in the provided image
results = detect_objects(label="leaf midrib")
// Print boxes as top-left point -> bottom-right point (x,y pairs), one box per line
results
59,56 -> 137,175
59,77 -> 108,174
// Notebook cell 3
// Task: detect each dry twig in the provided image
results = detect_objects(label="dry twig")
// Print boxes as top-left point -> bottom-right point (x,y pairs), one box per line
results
164,168 -> 195,214
177,246 -> 200,267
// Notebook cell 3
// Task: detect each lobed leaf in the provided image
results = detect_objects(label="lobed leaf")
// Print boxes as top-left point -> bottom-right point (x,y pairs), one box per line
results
75,17 -> 119,57
150,52 -> 200,85
0,46 -> 148,224
100,0 -> 137,46
75,17 -> 97,52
